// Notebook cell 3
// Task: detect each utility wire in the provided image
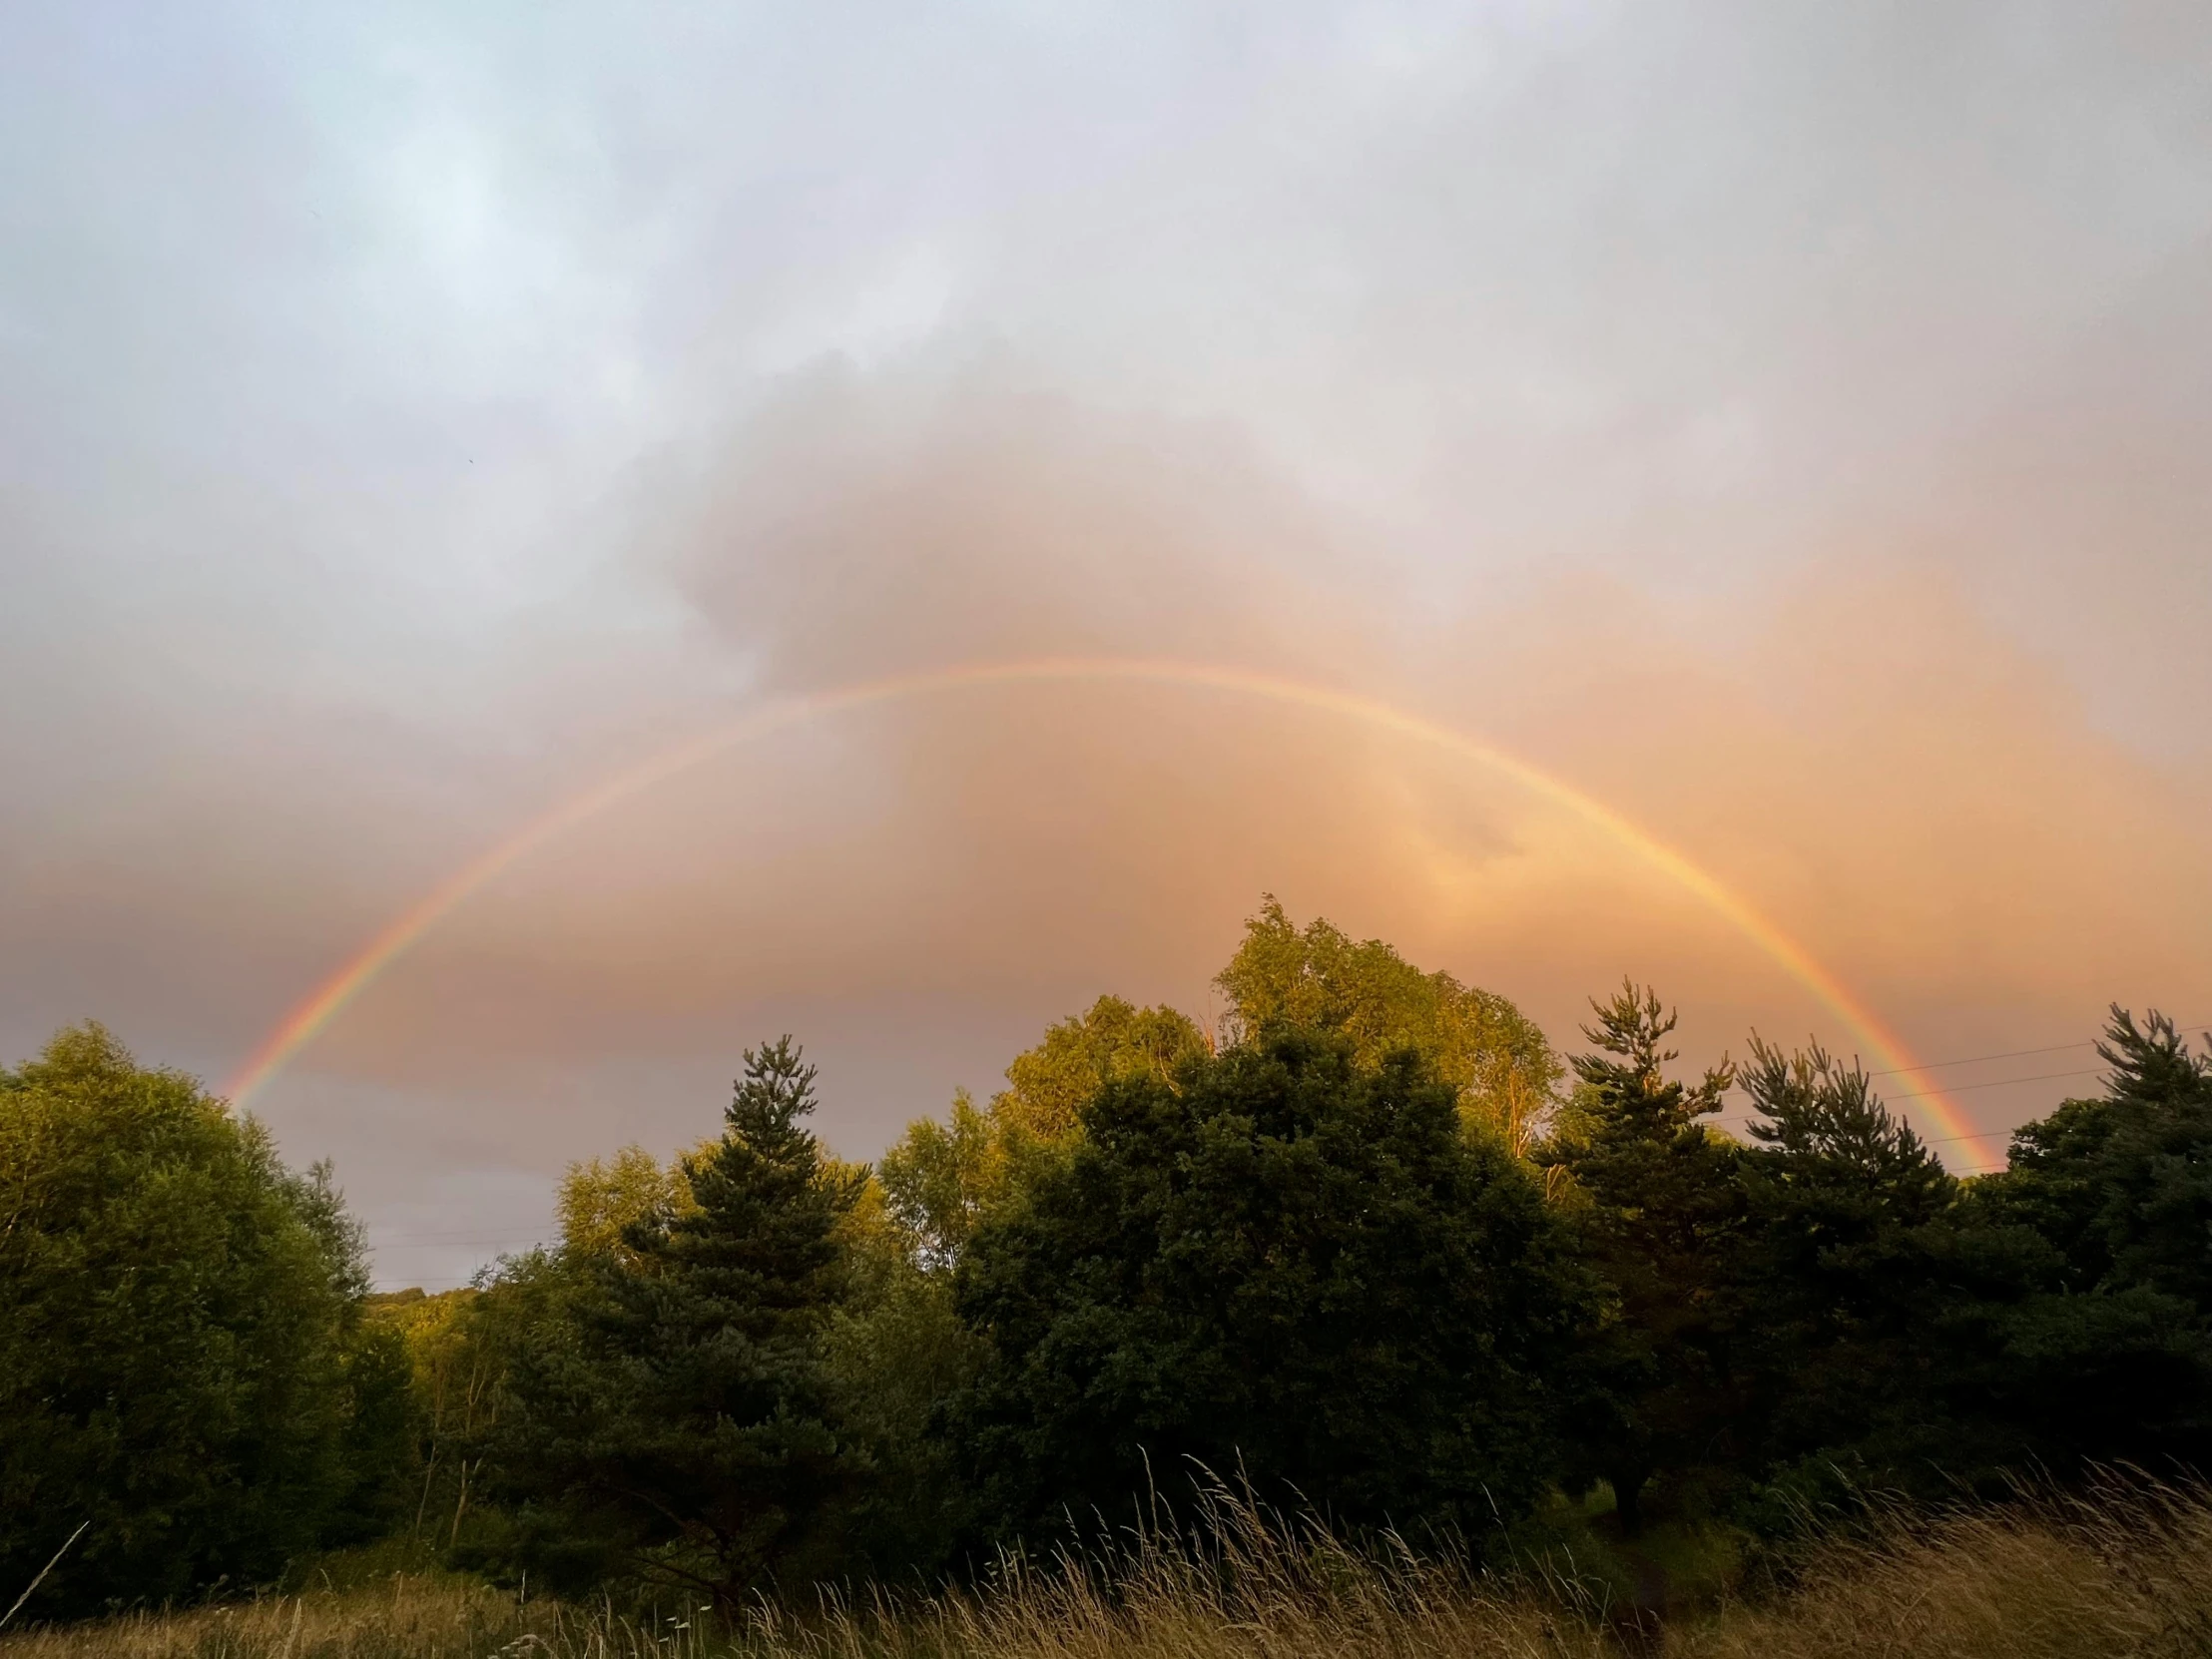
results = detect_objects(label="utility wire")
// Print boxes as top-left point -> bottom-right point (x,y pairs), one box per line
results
1867,1022 -> 2210,1077
1884,1066 -> 2104,1102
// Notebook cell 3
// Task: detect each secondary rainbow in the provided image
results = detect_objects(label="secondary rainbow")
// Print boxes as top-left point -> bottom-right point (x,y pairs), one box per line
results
224,657 -> 1985,1165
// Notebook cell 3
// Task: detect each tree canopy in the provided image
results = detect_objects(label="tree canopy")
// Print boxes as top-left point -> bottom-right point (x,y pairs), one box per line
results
954,1028 -> 1586,1538
878,994 -> 1209,1269
15,905 -> 2212,1616
0,1025 -> 405,1618
1216,895 -> 1561,1150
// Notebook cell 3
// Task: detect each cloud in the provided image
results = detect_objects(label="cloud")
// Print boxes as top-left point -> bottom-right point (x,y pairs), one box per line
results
260,357 -> 2212,1207
653,354 -> 1371,682
5,3 -> 2210,1282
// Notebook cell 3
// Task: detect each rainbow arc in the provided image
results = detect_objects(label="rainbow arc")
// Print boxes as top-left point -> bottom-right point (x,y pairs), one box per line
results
225,657 -> 1984,1166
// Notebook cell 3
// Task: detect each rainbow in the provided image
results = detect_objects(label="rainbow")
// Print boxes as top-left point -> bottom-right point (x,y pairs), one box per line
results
224,657 -> 1986,1166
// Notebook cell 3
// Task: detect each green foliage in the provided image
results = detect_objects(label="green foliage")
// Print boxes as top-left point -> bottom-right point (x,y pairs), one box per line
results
819,1260 -> 988,1576
879,996 -> 1207,1269
1216,896 -> 1560,1149
997,996 -> 1210,1141
1729,1037 -> 1969,1495
0,1024 -> 404,1617
556,1145 -> 693,1267
478,1039 -> 872,1607
18,931 -> 2212,1620
1728,1008 -> 2212,1506
1538,984 -> 1742,1535
1947,1007 -> 2212,1473
877,1088 -> 1004,1267
953,1028 -> 1587,1541
325,1318 -> 419,1547
367,1283 -> 523,1557
1983,1006 -> 2212,1305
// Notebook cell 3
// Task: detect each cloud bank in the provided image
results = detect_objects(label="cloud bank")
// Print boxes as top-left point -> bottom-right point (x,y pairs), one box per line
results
2,2 -> 2207,1285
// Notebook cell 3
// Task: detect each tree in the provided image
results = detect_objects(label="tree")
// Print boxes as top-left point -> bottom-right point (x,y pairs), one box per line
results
1984,1007 -> 2212,1308
996,995 -> 1210,1141
1216,896 -> 1560,1150
1725,1008 -> 2212,1501
879,996 -> 1208,1268
877,1089 -> 1006,1269
556,1144 -> 695,1267
0,1024 -> 402,1616
1732,1038 -> 1963,1488
480,1039 -> 870,1606
954,1029 -> 1585,1542
1539,983 -> 1741,1535
1952,1007 -> 2212,1473
816,1200 -> 988,1579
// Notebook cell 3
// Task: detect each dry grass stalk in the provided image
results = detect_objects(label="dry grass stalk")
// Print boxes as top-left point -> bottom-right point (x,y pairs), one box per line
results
3,1476 -> 2205,1659
1673,1472 -> 2212,1659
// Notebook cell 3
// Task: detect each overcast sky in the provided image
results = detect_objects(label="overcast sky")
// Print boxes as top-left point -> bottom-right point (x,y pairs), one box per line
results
6,2 -> 2209,1288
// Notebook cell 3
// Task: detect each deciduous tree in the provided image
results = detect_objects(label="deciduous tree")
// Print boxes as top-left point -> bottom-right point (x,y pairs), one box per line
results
1217,896 -> 1559,1150
955,1029 -> 1584,1541
0,1025 -> 403,1616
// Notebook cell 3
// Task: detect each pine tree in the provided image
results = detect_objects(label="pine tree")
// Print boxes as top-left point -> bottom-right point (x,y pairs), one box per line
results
1540,982 -> 1741,1536
1734,1038 -> 1960,1487
486,1039 -> 869,1605
1993,1006 -> 2212,1305
1953,1007 -> 2212,1474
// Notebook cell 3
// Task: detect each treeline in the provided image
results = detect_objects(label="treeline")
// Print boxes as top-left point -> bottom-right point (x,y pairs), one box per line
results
5,898 -> 2209,1620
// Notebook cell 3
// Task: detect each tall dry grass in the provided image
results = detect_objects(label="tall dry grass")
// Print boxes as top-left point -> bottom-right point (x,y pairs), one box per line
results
1673,1473 -> 2212,1659
4,1476 -> 2206,1659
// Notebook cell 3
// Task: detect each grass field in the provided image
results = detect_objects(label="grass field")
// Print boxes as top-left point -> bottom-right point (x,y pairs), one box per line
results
5,1477 -> 2207,1659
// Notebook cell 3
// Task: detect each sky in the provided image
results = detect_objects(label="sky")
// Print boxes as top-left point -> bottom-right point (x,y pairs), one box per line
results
4,1 -> 2209,1289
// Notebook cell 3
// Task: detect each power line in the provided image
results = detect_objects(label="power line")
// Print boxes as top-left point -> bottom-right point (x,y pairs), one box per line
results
1924,1125 -> 2012,1147
1884,1066 -> 2103,1103
1868,1039 -> 2100,1076
1867,1022 -> 2210,1077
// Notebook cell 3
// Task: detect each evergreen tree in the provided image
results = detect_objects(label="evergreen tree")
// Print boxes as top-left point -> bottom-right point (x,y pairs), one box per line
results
1730,1008 -> 2212,1498
484,1039 -> 869,1606
1955,1007 -> 2212,1472
1733,1038 -> 1963,1487
1986,1007 -> 2212,1306
1540,983 -> 1741,1535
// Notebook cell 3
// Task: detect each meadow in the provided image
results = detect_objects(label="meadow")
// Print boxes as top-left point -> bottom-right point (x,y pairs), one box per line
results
6,1477 -> 2208,1659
